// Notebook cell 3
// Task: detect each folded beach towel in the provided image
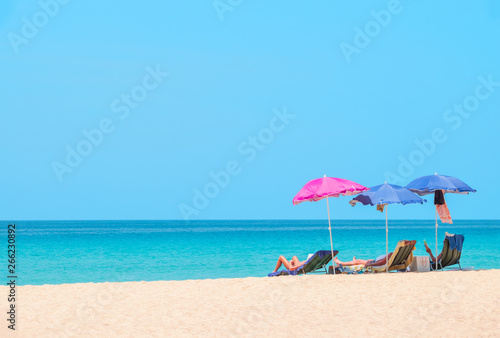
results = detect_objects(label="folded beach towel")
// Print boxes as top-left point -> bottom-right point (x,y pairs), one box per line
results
342,264 -> 364,273
446,234 -> 464,252
365,264 -> 387,273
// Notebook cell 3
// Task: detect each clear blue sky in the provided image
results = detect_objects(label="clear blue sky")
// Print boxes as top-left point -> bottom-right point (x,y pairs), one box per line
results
1,0 -> 499,220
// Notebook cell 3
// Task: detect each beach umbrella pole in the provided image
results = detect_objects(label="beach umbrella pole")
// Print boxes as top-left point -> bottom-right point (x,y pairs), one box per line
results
326,196 -> 335,275
435,208 -> 438,271
386,204 -> 388,273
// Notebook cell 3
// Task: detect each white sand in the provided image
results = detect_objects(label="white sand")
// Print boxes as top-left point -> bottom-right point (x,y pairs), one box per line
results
1,270 -> 499,337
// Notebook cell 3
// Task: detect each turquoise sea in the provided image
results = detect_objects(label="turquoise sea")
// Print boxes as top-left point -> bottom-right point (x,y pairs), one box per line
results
4,220 -> 499,285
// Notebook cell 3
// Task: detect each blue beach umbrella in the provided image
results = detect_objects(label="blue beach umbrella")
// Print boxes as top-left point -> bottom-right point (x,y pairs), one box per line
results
406,173 -> 476,270
350,182 -> 426,272
405,174 -> 476,196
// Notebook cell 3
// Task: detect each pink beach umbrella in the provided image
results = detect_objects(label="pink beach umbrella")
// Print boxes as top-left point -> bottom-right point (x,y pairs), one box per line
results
293,175 -> 369,274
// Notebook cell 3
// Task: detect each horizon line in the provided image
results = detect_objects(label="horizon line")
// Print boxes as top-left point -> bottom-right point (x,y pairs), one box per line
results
2,219 -> 498,222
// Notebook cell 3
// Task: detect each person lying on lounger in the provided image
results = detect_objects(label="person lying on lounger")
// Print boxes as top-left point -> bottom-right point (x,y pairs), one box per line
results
334,253 -> 393,268
273,255 -> 311,272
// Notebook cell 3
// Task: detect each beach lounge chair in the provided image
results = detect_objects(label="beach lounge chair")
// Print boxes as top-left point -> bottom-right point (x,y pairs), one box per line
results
430,233 -> 465,271
365,240 -> 416,273
268,250 -> 338,277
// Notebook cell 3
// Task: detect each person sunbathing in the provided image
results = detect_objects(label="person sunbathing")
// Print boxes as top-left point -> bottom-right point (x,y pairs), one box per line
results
334,253 -> 393,268
273,255 -> 309,272
423,239 -> 443,263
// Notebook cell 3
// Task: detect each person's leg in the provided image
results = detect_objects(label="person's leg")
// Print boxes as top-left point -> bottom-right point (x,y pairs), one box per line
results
290,256 -> 300,267
424,242 -> 437,263
288,256 -> 310,271
274,256 -> 291,272
334,256 -> 370,266
364,252 -> 393,267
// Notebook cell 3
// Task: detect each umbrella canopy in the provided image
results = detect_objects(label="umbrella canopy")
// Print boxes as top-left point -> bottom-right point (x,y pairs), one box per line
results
293,176 -> 369,274
350,183 -> 426,206
406,174 -> 476,196
350,183 -> 426,272
405,173 -> 476,271
293,177 -> 369,205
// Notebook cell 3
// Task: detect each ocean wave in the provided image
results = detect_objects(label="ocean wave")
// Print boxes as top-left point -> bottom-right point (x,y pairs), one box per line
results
17,224 -> 500,235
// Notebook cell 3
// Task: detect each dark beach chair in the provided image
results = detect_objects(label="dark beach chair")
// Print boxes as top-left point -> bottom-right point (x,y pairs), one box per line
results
366,240 -> 417,273
268,250 -> 338,277
431,233 -> 465,271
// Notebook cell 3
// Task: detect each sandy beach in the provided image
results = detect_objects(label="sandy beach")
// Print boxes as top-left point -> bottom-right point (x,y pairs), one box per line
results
2,269 -> 499,337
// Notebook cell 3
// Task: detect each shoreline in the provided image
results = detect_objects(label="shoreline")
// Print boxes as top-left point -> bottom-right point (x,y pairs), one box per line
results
8,266 -> 498,287
2,269 -> 499,337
